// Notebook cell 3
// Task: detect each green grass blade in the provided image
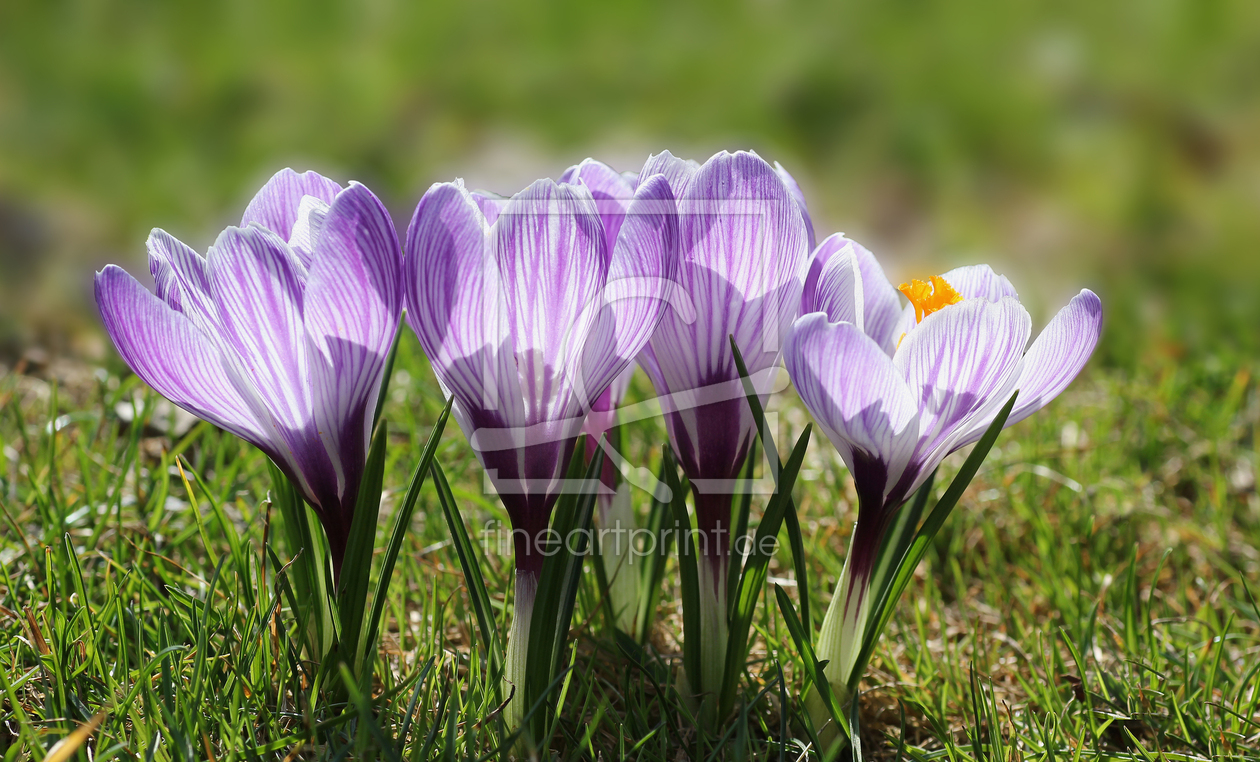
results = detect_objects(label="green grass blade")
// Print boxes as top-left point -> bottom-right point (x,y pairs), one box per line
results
664,447 -> 703,703
361,397 -> 453,673
635,451 -> 677,645
430,459 -> 503,671
773,585 -> 850,741
720,424 -> 811,722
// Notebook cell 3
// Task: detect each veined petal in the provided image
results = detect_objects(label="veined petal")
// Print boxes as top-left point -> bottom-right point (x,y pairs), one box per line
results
305,182 -> 403,508
893,296 -> 1030,491
147,229 -> 217,333
575,174 -> 679,411
206,225 -> 311,434
638,150 -> 701,197
807,236 -> 904,355
287,195 -> 331,269
785,313 -> 919,506
494,179 -> 606,427
671,150 -> 809,382
241,168 -> 342,242
774,161 -> 816,252
405,181 -> 519,430
983,288 -> 1101,438
560,159 -> 635,255
940,264 -> 1018,303
471,190 -> 506,227
95,265 -> 270,447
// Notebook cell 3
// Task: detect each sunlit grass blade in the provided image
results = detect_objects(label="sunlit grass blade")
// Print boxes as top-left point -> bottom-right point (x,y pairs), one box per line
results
773,585 -> 849,742
663,446 -> 703,707
430,459 -> 503,672
635,450 -> 678,645
720,424 -> 811,722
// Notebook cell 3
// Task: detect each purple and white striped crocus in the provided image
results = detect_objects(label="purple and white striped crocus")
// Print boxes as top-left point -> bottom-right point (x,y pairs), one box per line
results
95,169 -> 403,580
785,237 -> 1102,712
404,163 -> 677,727
629,150 -> 813,700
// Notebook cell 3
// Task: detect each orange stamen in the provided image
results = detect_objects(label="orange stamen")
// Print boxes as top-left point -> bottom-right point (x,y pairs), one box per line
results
898,275 -> 963,323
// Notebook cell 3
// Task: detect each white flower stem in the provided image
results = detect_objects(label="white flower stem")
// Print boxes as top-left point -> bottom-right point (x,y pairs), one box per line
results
504,570 -> 537,732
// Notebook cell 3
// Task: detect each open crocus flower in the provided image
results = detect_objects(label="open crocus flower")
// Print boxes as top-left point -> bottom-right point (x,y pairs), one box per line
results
785,244 -> 1102,721
631,150 -> 813,704
95,169 -> 402,581
404,165 -> 677,728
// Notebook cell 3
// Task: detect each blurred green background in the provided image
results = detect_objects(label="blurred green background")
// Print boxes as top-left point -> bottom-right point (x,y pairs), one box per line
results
1,0 -> 1257,367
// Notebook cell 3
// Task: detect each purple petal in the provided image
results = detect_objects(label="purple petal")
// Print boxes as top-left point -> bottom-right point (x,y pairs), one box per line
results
205,226 -> 312,434
1005,289 -> 1102,429
405,181 -> 518,430
287,195 -> 331,269
146,229 -> 196,313
241,168 -> 342,242
639,151 -> 810,483
575,174 -> 678,412
471,190 -> 506,227
304,183 -> 403,519
638,150 -> 701,197
785,313 -> 920,507
774,161 -> 816,252
940,264 -> 1018,302
95,265 -> 269,447
560,159 -> 635,255
495,179 -> 606,427
146,229 -> 225,340
806,235 -> 904,355
893,296 -> 1030,493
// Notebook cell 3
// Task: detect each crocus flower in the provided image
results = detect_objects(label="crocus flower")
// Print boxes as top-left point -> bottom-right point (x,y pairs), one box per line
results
404,164 -> 677,727
631,150 -> 813,701
95,169 -> 403,580
785,244 -> 1102,719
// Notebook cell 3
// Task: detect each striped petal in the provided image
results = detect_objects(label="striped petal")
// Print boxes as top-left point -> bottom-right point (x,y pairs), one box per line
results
95,265 -> 269,448
957,289 -> 1102,445
806,235 -> 904,355
560,159 -> 635,256
893,296 -> 1030,494
940,264 -> 1018,302
785,313 -> 919,507
575,174 -> 678,411
494,179 -> 606,427
305,183 -> 403,517
205,226 -> 312,436
471,190 -> 506,227
775,161 -> 816,252
405,181 -> 518,431
637,150 -> 700,197
241,168 -> 342,242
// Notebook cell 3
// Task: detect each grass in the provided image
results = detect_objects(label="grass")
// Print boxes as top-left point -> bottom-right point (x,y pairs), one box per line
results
0,334 -> 1257,760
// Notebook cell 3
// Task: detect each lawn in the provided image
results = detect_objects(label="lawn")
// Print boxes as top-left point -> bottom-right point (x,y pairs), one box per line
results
1,331 -> 1256,760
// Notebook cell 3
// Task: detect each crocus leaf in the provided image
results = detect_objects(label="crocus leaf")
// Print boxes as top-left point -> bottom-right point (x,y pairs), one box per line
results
664,449 -> 703,705
429,459 -> 503,674
783,499 -> 811,635
636,450 -> 679,645
268,459 -> 333,660
848,390 -> 1018,693
720,423 -> 811,722
727,437 -> 757,618
773,585 -> 850,741
360,396 -> 453,673
336,418 -> 389,684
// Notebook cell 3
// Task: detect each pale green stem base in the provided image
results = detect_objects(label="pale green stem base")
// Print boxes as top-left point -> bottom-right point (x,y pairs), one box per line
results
598,483 -> 639,633
504,570 -> 537,732
806,549 -> 871,747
